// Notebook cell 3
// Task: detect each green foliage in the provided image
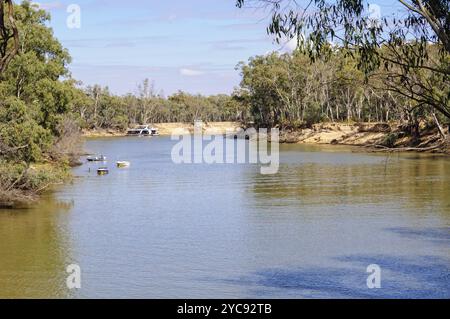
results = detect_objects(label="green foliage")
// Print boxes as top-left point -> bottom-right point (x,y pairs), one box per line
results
236,45 -> 448,128
0,0 -> 19,74
236,0 -> 450,120
382,133 -> 399,148
0,160 -> 70,205
0,1 -> 74,132
0,97 -> 52,162
237,50 -> 369,127
0,2 -> 76,204
72,81 -> 244,130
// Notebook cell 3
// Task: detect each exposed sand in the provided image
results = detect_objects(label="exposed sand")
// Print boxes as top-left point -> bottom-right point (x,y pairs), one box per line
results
82,121 -> 448,154
281,122 -> 449,154
82,122 -> 243,137
154,122 -> 242,135
294,123 -> 388,146
82,129 -> 126,137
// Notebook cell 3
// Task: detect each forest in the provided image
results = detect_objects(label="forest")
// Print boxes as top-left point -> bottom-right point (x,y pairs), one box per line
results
0,1 -> 449,205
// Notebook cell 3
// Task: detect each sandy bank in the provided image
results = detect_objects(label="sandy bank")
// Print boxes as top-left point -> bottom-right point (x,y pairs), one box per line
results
82,121 -> 449,154
82,122 -> 243,137
82,129 -> 126,137
283,122 -> 390,145
281,122 -> 449,154
155,122 -> 242,135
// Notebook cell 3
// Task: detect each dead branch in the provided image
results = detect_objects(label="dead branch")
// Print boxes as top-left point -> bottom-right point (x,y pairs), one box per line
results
367,143 -> 445,153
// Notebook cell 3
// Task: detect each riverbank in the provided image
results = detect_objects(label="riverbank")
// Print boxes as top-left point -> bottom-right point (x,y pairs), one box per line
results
280,122 -> 449,154
83,121 -> 449,154
82,122 -> 243,137
0,162 -> 71,209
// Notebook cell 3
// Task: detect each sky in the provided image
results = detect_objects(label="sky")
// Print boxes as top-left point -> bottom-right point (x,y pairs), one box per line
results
33,0 -> 404,96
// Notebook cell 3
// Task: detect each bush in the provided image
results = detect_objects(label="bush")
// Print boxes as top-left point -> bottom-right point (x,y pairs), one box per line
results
0,160 -> 70,206
0,97 -> 53,162
49,115 -> 83,165
381,133 -> 398,148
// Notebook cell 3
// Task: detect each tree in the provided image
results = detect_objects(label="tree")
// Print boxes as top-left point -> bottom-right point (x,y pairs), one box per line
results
137,78 -> 157,124
0,0 -> 18,74
236,0 -> 450,121
236,48 -> 431,128
1,1 -> 73,134
0,2 -> 78,205
0,97 -> 51,162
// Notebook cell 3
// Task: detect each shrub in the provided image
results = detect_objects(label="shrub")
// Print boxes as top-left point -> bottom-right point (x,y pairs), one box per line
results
381,133 -> 398,148
0,97 -> 53,163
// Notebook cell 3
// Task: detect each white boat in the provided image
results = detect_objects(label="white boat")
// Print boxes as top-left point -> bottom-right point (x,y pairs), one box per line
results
127,125 -> 159,136
116,161 -> 131,168
87,155 -> 107,162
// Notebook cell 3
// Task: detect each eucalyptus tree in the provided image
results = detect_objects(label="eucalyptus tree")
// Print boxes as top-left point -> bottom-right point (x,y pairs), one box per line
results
137,78 -> 157,125
0,1 -> 79,204
238,54 -> 287,127
0,0 -> 18,74
1,1 -> 73,134
236,0 -> 450,122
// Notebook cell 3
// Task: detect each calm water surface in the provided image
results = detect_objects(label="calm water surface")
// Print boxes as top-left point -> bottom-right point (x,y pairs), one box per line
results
1,136 -> 449,298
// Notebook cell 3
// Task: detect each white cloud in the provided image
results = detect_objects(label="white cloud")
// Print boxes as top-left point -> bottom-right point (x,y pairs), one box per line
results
179,68 -> 205,77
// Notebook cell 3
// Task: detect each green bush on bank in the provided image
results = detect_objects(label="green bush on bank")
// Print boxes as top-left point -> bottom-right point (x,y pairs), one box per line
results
0,2 -> 77,207
0,160 -> 70,206
0,97 -> 53,163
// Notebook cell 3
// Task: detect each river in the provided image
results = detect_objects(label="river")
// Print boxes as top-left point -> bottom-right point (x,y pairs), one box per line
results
0,136 -> 449,298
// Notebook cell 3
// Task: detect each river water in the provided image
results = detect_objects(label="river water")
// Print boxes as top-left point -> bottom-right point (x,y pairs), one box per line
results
0,136 -> 449,298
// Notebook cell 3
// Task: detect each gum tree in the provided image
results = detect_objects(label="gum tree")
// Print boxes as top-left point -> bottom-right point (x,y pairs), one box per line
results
236,0 -> 450,124
0,0 -> 18,74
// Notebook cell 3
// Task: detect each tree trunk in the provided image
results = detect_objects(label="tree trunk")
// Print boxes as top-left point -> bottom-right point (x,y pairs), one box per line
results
432,112 -> 447,140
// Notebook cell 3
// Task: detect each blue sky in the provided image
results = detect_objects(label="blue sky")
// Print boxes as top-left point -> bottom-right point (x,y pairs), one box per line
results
35,0 -> 404,96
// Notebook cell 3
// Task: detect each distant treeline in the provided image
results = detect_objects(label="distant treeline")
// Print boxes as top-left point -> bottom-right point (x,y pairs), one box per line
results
75,45 -> 449,137
234,0 -> 450,132
75,81 -> 246,130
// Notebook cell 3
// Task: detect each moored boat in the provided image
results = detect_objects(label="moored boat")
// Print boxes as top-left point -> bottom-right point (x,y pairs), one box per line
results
97,167 -> 109,175
127,125 -> 159,136
116,161 -> 131,168
87,155 -> 107,162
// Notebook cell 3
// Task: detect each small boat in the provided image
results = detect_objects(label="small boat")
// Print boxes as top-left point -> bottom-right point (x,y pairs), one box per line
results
87,155 -> 107,162
97,167 -> 109,175
116,161 -> 131,168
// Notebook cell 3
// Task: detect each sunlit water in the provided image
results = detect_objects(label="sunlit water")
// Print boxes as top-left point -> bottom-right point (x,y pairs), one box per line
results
1,136 -> 449,298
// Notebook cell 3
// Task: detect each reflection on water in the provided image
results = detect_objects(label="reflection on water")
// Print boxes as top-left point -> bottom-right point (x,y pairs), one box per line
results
0,198 -> 74,298
229,255 -> 450,298
0,137 -> 449,298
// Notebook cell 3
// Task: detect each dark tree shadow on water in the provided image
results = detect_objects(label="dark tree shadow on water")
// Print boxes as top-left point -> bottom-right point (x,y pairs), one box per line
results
221,255 -> 450,299
385,227 -> 450,246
